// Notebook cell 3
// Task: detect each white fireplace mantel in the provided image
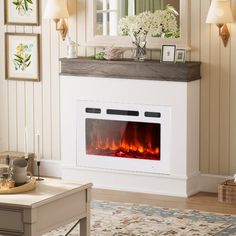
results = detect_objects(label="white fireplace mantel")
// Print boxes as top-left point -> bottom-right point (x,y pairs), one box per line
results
60,58 -> 201,197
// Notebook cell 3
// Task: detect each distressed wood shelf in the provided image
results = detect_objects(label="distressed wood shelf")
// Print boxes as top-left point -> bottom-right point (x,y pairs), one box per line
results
60,57 -> 201,82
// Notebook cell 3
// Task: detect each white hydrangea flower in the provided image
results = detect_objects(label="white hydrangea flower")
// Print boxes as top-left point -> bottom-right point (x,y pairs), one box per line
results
119,5 -> 179,39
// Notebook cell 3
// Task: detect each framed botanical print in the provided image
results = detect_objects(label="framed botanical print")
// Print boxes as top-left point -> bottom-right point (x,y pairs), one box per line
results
5,0 -> 39,25
5,33 -> 40,81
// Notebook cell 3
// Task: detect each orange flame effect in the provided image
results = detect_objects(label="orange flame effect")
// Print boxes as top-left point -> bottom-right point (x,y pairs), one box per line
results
87,126 -> 160,160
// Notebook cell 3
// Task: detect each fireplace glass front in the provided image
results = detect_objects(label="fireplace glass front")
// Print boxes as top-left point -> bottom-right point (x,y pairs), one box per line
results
86,119 -> 161,161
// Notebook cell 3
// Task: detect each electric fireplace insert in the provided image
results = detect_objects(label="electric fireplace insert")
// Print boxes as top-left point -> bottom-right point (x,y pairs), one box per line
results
86,119 -> 161,161
77,101 -> 171,174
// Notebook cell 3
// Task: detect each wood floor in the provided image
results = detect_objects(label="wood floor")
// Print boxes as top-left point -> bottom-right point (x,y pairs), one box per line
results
92,189 -> 236,215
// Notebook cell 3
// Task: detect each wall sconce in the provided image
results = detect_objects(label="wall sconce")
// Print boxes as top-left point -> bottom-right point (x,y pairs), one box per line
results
44,0 -> 69,40
206,0 -> 234,47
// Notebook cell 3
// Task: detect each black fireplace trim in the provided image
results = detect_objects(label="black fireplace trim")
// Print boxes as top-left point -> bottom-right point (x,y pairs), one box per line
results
60,57 -> 201,82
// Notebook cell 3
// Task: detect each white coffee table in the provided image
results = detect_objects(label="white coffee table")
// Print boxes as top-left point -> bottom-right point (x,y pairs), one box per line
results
0,178 -> 92,236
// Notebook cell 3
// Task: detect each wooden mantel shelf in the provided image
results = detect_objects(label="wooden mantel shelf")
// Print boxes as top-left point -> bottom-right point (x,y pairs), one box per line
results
60,57 -> 201,82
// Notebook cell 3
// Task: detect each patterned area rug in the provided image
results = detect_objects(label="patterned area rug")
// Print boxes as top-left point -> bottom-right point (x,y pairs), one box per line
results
45,200 -> 236,236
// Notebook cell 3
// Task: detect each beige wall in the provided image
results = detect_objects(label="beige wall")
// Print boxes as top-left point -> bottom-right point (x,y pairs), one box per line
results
0,0 -> 236,175
190,0 -> 236,176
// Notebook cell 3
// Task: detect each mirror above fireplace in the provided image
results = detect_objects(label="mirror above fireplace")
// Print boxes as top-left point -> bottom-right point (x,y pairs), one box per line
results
85,0 -> 189,48
95,0 -> 180,37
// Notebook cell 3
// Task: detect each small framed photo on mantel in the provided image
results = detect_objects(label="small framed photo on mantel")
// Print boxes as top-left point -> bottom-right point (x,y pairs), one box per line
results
5,33 -> 40,82
161,45 -> 176,63
175,49 -> 186,63
4,0 -> 39,25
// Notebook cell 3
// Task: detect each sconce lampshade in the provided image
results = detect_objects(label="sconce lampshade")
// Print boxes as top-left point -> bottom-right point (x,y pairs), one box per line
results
206,0 -> 233,24
44,0 -> 69,20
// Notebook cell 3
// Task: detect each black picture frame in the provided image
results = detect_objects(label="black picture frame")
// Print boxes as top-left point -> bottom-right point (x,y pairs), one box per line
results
161,45 -> 176,63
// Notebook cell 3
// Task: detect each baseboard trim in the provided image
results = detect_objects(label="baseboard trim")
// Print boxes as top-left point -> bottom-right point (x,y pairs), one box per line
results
38,160 -> 233,194
34,160 -> 62,178
199,174 -> 231,193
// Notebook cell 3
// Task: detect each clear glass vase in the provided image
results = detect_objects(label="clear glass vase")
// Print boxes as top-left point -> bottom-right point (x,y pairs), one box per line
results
131,34 -> 147,61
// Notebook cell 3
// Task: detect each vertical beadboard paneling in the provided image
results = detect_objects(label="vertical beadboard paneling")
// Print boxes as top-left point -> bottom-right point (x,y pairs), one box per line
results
24,26 -> 35,154
7,25 -> 18,151
41,0 -> 52,160
0,0 -> 9,151
33,79 -> 43,158
219,28 -> 231,175
230,0 -> 236,175
199,0 -> 210,173
50,21 -> 60,160
33,25 -> 43,159
15,26 -> 25,152
16,75 -> 25,152
68,0 -> 77,42
190,0 -> 201,61
8,80 -> 18,151
25,80 -> 35,154
209,25 -> 221,174
77,0 -> 86,56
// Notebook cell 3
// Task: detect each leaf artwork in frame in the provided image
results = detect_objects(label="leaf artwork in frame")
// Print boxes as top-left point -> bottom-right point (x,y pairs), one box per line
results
13,43 -> 33,71
12,0 -> 34,16
5,33 -> 40,81
5,0 -> 39,25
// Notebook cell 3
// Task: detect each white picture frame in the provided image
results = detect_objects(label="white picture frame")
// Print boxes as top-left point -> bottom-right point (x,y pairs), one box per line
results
175,49 -> 186,63
161,45 -> 176,63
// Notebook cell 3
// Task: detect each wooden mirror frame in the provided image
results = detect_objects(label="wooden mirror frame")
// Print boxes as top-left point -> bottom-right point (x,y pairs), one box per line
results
85,0 -> 189,49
